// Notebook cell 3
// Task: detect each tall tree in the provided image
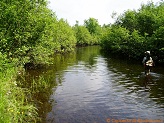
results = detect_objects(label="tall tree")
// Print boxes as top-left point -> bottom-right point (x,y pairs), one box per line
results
84,18 -> 101,35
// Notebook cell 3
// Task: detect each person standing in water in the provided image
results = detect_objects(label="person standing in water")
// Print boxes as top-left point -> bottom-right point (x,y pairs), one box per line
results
142,51 -> 154,75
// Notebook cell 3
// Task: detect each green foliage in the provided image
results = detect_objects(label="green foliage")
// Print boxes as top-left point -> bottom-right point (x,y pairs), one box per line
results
151,26 -> 164,62
84,18 -> 102,43
0,54 -> 38,122
73,18 -> 101,46
137,3 -> 156,36
0,0 -> 78,122
153,26 -> 164,49
116,10 -> 138,32
73,25 -> 93,46
117,1 -> 164,36
0,0 -> 47,64
101,1 -> 164,63
101,26 -> 130,53
53,19 -> 77,52
0,0 -> 77,66
127,30 -> 146,59
84,18 -> 101,35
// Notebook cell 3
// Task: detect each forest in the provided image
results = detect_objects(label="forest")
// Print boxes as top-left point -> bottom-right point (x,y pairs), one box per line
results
0,0 -> 164,122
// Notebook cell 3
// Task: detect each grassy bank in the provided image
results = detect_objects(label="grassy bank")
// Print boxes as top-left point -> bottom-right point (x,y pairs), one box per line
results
0,66 -> 38,123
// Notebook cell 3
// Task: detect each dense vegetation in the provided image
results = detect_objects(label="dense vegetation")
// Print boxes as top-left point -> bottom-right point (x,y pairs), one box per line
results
0,0 -> 164,122
0,0 -> 78,66
0,0 -> 100,122
73,18 -> 101,46
100,1 -> 164,64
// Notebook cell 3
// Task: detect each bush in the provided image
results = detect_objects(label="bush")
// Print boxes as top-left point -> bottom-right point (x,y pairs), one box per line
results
73,25 -> 93,46
0,53 -> 38,123
101,26 -> 130,53
100,1 -> 164,63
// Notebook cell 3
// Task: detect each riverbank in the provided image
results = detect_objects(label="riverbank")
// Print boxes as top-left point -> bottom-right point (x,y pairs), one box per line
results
0,66 -> 38,122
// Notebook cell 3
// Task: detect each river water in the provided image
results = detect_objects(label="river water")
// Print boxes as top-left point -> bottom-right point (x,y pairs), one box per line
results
25,46 -> 164,123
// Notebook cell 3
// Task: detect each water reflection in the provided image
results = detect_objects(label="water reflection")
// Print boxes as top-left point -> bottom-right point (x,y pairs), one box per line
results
46,46 -> 164,123
21,46 -> 164,122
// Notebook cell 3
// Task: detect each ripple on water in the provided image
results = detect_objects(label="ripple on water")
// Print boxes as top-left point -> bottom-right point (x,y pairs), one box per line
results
47,55 -> 164,123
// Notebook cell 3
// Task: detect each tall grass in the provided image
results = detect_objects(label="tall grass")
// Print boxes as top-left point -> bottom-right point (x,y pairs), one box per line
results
0,51 -> 58,122
0,67 -> 39,123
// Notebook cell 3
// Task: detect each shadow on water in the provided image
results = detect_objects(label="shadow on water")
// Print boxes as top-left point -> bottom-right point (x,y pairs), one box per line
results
103,53 -> 164,105
98,53 -> 164,122
18,46 -> 164,123
17,52 -> 77,122
17,46 -> 101,122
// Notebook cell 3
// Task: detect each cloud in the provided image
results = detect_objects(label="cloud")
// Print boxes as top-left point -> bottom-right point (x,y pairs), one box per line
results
48,0 -> 160,26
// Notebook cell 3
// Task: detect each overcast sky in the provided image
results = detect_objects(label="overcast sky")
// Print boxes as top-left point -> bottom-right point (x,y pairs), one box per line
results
48,0 -> 160,26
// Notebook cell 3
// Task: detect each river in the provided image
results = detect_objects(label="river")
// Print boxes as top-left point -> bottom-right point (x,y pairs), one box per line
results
24,46 -> 164,123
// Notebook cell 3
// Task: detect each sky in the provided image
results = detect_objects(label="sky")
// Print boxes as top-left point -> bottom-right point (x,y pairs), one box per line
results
48,0 -> 161,26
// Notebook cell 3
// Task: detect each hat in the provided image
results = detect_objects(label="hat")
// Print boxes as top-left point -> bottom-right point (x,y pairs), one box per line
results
145,51 -> 150,54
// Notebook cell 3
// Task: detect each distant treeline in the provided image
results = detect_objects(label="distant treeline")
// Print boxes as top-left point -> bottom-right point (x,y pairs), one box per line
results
1,0 -> 164,67
100,1 -> 164,64
0,0 -> 164,122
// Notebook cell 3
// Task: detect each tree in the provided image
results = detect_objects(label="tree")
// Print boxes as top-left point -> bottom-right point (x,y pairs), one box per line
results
118,10 -> 138,33
73,25 -> 93,46
84,18 -> 101,35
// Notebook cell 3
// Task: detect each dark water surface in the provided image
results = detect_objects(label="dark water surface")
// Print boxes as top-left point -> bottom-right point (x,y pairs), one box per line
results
26,46 -> 164,123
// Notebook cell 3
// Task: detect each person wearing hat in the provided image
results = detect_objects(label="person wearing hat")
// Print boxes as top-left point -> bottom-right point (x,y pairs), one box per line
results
142,51 -> 154,75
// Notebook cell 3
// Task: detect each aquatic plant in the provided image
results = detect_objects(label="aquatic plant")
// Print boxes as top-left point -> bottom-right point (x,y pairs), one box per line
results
0,65 -> 38,122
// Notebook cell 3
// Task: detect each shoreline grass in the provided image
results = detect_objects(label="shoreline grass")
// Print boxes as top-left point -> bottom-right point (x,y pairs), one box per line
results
0,66 -> 39,123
